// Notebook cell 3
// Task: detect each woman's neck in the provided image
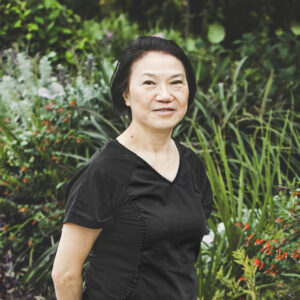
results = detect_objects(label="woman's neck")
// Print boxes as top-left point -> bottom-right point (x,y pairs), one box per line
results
117,121 -> 174,155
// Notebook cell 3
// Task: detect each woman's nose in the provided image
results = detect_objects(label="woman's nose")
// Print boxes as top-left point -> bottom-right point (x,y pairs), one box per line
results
155,84 -> 173,101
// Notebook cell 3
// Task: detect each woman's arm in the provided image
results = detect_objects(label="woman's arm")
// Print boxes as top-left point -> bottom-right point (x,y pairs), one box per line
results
52,223 -> 102,300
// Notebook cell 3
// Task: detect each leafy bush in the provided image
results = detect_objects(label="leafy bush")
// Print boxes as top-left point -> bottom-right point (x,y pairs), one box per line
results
0,49 -> 126,298
0,0 -> 81,63
237,188 -> 300,299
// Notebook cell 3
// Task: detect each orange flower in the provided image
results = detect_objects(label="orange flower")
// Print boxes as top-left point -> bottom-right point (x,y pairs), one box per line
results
32,220 -> 37,225
57,107 -> 63,113
255,239 -> 264,245
266,249 -> 272,255
45,101 -> 55,110
16,185 -> 20,189
259,262 -> 264,270
70,100 -> 76,107
21,166 -> 27,172
4,190 -> 8,195
254,258 -> 260,266
68,134 -> 74,139
4,117 -> 10,123
239,276 -> 246,282
1,181 -> 8,185
235,221 -> 243,227
28,240 -> 33,246
76,137 -> 82,143
275,217 -> 283,222
9,235 -> 14,240
23,177 -> 28,183
42,120 -> 50,126
19,207 -> 27,213
1,226 -> 7,231
243,224 -> 250,230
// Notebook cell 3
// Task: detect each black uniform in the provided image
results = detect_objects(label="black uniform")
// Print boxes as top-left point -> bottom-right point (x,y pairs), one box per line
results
63,139 -> 213,300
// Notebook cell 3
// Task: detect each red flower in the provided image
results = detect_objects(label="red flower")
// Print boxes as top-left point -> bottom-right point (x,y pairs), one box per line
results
42,120 -> 50,126
248,233 -> 254,240
235,221 -> 243,227
239,276 -> 246,282
57,107 -> 63,113
254,258 -> 260,266
45,101 -> 55,110
243,224 -> 250,230
19,207 -> 27,213
32,220 -> 37,225
70,100 -> 76,107
259,262 -> 264,270
275,217 -> 283,222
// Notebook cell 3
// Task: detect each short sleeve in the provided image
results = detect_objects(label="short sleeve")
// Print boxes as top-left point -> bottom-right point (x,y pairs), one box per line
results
199,166 -> 213,220
63,161 -> 115,229
185,148 -> 214,220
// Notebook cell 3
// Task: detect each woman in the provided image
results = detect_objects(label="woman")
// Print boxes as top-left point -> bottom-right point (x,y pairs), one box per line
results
52,36 -> 213,300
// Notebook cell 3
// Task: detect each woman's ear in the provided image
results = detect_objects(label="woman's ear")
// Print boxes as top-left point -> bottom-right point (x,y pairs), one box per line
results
123,89 -> 130,107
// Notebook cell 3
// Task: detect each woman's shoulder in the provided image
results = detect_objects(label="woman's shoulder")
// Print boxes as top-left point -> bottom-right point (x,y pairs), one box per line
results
69,140 -> 136,188
175,140 -> 206,173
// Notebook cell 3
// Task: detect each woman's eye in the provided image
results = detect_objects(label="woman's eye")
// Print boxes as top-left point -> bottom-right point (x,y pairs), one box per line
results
171,80 -> 183,85
143,80 -> 155,85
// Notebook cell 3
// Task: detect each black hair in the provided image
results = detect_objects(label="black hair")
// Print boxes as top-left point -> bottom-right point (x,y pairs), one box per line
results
110,36 -> 196,117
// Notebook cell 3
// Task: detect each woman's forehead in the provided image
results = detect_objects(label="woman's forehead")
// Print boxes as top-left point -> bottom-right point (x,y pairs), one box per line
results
130,51 -> 186,76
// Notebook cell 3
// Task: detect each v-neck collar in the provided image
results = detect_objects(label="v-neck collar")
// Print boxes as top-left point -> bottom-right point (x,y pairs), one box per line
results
113,139 -> 182,184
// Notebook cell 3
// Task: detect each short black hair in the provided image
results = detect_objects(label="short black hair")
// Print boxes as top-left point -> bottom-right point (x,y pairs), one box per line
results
110,36 -> 196,117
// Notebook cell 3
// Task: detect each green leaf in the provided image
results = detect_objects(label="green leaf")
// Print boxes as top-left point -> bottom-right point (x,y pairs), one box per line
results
47,21 -> 55,31
24,9 -> 31,17
291,21 -> 300,35
14,20 -> 22,28
34,16 -> 44,25
65,50 -> 76,65
28,23 -> 39,31
61,28 -> 72,34
49,9 -> 60,20
26,33 -> 32,40
207,22 -> 226,44
49,36 -> 58,45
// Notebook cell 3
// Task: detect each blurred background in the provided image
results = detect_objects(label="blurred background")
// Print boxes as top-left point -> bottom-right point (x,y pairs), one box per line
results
0,1 -> 299,299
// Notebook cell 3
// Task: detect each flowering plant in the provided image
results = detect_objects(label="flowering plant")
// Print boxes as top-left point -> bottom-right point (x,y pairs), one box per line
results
236,187 -> 300,299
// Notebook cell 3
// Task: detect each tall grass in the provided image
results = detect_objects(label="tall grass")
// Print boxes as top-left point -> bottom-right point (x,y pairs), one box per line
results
191,111 -> 299,299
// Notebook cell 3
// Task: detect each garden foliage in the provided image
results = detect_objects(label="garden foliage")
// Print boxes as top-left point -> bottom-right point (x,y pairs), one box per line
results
0,5 -> 299,300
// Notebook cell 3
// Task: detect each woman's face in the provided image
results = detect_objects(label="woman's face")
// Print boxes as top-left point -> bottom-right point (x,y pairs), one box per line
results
123,51 -> 189,132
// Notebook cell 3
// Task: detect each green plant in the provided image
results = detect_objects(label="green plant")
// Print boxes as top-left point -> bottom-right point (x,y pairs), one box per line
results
0,49 -> 126,297
237,188 -> 300,299
0,0 -> 81,64
193,112 -> 299,299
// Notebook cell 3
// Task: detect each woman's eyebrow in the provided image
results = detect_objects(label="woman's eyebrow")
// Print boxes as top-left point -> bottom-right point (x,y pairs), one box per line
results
141,73 -> 185,78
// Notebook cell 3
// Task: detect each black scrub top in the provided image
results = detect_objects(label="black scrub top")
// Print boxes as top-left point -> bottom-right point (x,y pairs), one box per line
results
63,139 -> 213,300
